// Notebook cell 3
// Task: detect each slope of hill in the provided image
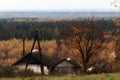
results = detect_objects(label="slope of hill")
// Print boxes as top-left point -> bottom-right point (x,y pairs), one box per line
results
0,12 -> 120,18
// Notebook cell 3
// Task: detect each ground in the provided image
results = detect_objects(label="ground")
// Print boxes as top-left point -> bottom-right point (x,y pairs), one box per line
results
0,72 -> 120,80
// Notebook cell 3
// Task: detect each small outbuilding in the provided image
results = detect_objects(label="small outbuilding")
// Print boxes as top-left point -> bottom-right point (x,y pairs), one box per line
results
51,58 -> 82,75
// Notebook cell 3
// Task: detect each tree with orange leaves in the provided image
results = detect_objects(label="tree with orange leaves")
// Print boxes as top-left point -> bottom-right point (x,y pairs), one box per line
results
62,21 -> 105,73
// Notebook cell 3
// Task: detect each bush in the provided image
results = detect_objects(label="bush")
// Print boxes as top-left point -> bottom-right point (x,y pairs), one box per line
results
0,66 -> 16,77
0,66 -> 39,77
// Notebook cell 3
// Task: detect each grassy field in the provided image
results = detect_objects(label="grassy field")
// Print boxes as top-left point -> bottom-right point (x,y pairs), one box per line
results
0,72 -> 120,80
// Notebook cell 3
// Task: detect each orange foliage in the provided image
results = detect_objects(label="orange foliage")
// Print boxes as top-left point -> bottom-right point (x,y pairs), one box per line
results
0,39 -> 57,66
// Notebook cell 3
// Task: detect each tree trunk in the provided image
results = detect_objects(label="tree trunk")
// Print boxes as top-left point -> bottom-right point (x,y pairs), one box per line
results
82,58 -> 87,73
83,63 -> 87,73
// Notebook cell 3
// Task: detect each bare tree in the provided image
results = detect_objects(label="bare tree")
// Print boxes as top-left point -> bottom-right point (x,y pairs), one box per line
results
62,21 -> 105,73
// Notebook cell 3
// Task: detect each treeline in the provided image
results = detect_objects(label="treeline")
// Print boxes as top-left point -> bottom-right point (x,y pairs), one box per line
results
0,19 -> 67,40
0,18 -> 119,40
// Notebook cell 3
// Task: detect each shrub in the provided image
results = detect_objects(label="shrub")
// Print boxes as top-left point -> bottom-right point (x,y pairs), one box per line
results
0,66 -> 39,77
0,66 -> 16,77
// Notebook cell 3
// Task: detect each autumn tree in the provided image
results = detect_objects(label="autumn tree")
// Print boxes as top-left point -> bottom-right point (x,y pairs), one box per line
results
111,0 -> 120,60
62,21 -> 105,73
114,26 -> 120,60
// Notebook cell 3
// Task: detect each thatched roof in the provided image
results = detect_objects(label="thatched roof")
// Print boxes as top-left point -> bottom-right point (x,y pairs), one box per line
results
12,52 -> 60,68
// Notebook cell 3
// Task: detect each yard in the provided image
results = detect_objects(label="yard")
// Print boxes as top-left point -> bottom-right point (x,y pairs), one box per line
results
0,72 -> 120,80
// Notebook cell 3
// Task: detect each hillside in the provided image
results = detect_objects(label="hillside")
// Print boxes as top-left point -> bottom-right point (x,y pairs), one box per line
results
0,12 -> 120,18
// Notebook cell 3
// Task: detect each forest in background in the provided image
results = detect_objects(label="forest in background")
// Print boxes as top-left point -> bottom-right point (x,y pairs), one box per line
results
0,17 -> 120,73
0,17 -> 119,40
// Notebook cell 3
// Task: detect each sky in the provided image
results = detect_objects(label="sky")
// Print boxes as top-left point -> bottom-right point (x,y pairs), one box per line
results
0,0 -> 119,11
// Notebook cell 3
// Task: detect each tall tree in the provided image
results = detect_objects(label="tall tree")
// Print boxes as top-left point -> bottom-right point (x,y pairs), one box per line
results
114,27 -> 120,60
62,21 -> 105,73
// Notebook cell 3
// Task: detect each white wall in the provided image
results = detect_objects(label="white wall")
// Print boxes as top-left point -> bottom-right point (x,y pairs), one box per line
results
16,64 -> 49,75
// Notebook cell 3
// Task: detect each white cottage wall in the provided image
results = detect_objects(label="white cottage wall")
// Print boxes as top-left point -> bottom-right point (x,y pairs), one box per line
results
16,64 -> 49,75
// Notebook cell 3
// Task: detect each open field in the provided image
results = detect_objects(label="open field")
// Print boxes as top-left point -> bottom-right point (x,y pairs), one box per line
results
0,72 -> 120,80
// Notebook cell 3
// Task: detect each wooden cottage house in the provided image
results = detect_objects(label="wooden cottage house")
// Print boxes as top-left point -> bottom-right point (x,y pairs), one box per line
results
51,58 -> 82,75
12,29 -> 60,75
12,51 -> 59,75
